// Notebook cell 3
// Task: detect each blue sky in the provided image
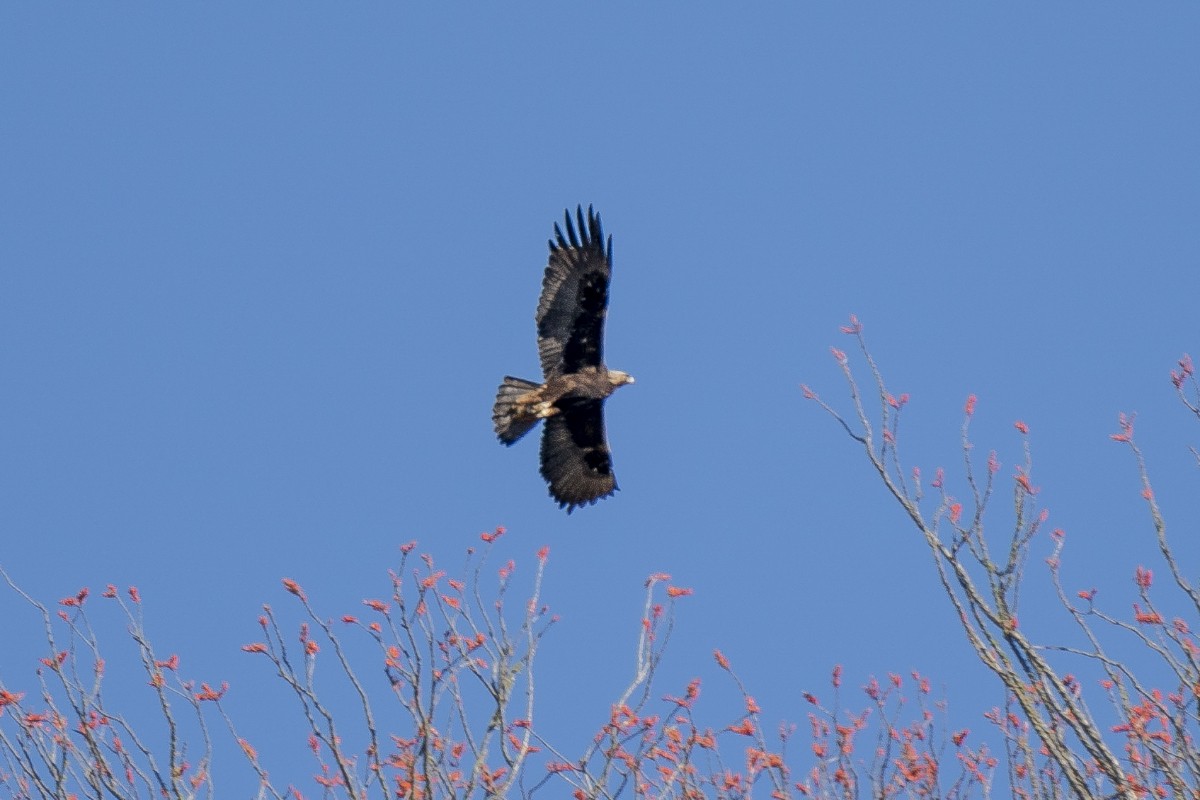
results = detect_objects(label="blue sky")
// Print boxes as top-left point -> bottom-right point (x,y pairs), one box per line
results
3,3 -> 1200,792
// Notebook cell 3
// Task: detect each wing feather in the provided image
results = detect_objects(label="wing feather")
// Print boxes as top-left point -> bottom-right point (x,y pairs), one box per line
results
539,398 -> 617,513
536,205 -> 612,377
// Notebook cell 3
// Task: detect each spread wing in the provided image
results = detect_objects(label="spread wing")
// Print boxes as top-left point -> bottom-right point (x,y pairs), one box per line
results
536,205 -> 612,378
539,397 -> 617,513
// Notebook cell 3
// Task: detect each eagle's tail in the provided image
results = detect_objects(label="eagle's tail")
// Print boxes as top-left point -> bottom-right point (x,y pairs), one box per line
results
493,376 -> 542,445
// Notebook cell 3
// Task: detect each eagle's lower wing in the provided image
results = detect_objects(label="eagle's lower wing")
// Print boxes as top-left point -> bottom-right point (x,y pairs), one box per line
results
539,398 -> 617,513
536,205 -> 612,378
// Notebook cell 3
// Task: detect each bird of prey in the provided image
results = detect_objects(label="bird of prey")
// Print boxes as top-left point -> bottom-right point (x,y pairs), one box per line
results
492,205 -> 634,512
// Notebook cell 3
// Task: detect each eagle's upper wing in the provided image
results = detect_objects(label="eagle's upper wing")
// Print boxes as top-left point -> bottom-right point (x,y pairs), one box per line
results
536,205 -> 612,378
539,397 -> 617,513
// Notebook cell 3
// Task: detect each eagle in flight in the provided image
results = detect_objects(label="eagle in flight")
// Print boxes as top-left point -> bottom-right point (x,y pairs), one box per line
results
492,206 -> 633,512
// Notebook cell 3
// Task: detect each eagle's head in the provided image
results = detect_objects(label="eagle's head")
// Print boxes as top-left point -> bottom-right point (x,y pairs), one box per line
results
607,370 -> 635,388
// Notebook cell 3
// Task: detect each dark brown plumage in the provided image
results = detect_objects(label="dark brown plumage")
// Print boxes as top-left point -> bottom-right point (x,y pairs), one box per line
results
492,206 -> 633,512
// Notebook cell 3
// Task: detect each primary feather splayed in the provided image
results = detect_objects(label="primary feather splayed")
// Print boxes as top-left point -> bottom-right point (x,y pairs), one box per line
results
493,206 -> 634,512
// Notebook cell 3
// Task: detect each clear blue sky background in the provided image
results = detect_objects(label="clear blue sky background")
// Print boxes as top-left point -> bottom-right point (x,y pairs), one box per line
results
3,4 -> 1200,792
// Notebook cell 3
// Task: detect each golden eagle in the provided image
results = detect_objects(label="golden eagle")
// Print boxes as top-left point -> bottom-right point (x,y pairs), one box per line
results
492,206 -> 634,512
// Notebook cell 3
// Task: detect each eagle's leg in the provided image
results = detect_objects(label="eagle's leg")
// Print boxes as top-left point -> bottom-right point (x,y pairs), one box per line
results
532,399 -> 560,419
506,389 -> 560,420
